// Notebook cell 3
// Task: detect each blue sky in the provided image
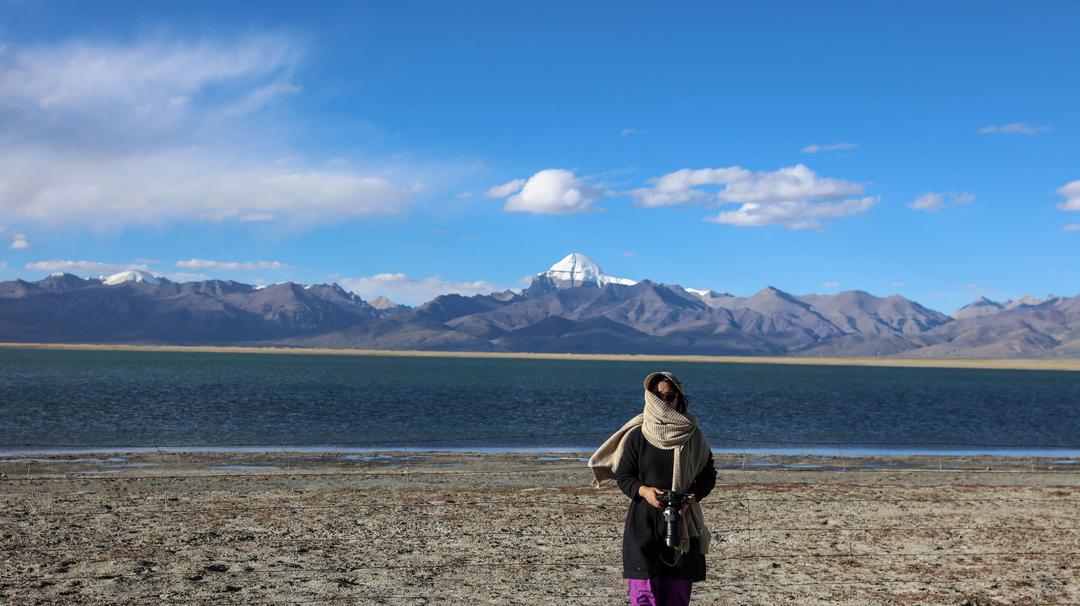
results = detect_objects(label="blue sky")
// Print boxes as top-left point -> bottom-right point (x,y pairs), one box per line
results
0,1 -> 1077,309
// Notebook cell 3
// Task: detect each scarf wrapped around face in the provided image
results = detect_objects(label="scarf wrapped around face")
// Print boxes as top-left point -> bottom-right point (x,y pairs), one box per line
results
589,379 -> 712,554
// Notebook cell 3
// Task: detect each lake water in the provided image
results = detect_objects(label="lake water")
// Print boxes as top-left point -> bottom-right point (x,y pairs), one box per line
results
2,348 -> 1080,455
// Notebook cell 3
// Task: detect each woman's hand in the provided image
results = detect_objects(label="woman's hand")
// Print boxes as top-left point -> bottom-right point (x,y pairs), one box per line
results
678,493 -> 696,517
638,485 -> 665,509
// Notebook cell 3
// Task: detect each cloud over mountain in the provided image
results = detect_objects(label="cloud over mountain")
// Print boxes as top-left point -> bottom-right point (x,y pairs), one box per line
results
488,169 -> 602,215
339,273 -> 510,306
24,259 -> 151,273
632,164 -> 872,229
176,259 -> 289,271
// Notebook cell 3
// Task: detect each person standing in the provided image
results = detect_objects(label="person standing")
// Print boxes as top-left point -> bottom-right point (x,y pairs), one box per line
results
589,371 -> 717,606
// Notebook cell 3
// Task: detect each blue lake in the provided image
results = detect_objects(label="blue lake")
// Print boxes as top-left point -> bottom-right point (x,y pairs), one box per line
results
2,348 -> 1080,455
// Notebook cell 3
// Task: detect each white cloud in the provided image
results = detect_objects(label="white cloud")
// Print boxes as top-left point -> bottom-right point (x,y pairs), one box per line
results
485,178 -> 526,198
978,122 -> 1050,136
802,142 -> 858,154
820,280 -> 840,289
0,147 -> 409,229
1062,224 -> 1080,232
340,273 -> 509,306
909,192 -> 945,211
0,37 -> 415,230
909,191 -> 975,212
24,259 -> 150,273
890,281 -> 905,289
620,128 -> 639,137
0,35 -> 298,138
706,197 -> 876,230
714,165 -> 864,205
175,259 -> 289,271
238,213 -> 275,223
0,261 -> 7,269
633,164 -> 871,229
9,234 -> 29,249
162,272 -> 211,283
497,169 -> 603,215
631,167 -> 751,207
951,192 -> 976,205
1056,180 -> 1080,211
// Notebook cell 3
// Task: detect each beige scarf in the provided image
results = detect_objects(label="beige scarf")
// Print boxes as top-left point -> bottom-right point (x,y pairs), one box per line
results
589,389 -> 712,554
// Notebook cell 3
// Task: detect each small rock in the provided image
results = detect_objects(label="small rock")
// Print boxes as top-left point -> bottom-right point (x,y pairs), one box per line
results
204,563 -> 229,573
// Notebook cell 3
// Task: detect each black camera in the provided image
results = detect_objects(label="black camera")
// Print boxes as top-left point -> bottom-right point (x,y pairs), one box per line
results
656,491 -> 688,549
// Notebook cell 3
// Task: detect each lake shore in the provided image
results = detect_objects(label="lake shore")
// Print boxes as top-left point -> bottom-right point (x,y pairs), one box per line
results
3,341 -> 1080,372
3,450 -> 1078,605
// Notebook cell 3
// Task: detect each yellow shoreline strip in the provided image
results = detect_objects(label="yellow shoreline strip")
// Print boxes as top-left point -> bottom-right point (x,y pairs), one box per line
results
1,342 -> 1079,371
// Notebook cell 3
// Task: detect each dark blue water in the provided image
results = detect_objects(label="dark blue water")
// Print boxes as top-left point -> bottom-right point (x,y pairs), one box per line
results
2,349 -> 1080,455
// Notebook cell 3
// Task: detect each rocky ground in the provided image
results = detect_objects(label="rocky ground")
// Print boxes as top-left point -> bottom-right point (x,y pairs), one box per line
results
2,451 -> 1078,605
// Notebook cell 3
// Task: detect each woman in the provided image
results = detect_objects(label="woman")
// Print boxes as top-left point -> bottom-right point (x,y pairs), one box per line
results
589,371 -> 717,606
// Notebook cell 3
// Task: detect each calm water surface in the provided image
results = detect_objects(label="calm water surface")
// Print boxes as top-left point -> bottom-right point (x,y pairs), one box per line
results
2,349 -> 1079,455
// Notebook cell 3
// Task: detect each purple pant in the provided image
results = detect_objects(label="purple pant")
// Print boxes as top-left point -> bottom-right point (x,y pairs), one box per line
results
627,577 -> 692,606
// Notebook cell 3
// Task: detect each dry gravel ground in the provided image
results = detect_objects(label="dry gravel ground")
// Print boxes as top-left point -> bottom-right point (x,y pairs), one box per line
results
2,451 -> 1078,605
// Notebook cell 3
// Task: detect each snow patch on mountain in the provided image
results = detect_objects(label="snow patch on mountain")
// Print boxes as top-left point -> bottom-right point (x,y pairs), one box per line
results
101,270 -> 164,285
541,253 -> 636,288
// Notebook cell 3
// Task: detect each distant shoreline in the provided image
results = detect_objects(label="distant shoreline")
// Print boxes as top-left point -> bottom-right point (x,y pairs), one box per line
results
2,341 -> 1080,371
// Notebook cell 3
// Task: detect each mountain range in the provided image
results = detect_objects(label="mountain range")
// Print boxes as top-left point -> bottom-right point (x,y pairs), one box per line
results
1,253 -> 1077,358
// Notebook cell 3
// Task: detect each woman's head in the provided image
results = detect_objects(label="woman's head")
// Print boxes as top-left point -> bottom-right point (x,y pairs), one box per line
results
645,371 -> 687,413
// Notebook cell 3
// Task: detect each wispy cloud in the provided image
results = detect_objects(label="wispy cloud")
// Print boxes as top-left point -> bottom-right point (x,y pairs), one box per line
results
175,259 -> 289,271
909,191 -> 975,212
488,169 -> 603,215
238,213 -> 275,223
485,179 -> 526,199
0,148 -> 410,229
24,259 -> 150,274
620,128 -> 639,137
340,273 -> 509,306
978,122 -> 1050,136
0,35 -> 299,139
162,272 -> 211,283
802,142 -> 858,154
819,280 -> 840,289
1056,180 -> 1080,211
1062,224 -> 1080,232
9,233 -> 29,249
632,164 -> 873,229
0,36 -> 414,230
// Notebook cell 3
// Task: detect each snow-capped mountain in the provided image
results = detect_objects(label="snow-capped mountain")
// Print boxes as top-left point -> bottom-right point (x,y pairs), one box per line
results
540,253 -> 636,288
6,252 -> 1080,358
101,270 -> 165,285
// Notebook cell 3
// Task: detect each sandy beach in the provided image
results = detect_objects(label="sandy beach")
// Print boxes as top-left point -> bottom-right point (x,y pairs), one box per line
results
3,342 -> 1080,372
2,451 -> 1078,605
